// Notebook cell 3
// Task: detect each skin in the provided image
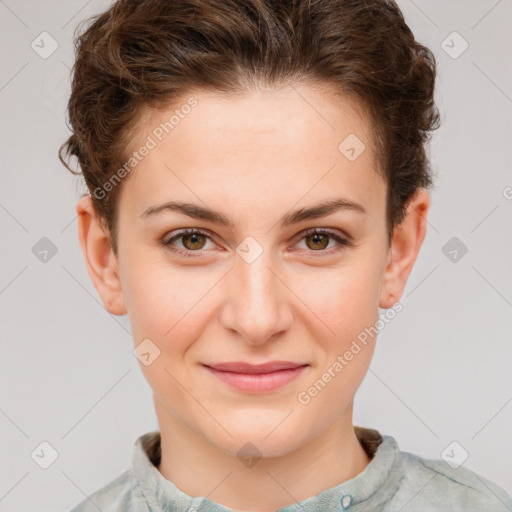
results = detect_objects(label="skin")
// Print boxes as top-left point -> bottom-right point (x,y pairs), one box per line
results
76,83 -> 429,512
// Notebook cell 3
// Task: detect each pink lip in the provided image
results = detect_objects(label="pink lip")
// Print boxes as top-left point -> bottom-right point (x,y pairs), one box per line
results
203,361 -> 308,393
206,361 -> 307,373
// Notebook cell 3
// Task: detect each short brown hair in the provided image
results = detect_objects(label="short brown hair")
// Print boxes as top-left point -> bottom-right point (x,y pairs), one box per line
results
59,0 -> 440,255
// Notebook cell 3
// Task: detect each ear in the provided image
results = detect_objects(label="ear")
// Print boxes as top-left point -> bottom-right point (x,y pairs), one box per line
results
76,195 -> 127,316
379,188 -> 430,308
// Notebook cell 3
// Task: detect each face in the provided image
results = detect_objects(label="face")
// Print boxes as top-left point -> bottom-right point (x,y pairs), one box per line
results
78,83 -> 427,459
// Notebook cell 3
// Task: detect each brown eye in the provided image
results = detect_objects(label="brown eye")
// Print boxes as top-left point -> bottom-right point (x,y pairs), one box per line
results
305,233 -> 330,250
162,228 -> 216,257
181,232 -> 207,250
294,228 -> 352,255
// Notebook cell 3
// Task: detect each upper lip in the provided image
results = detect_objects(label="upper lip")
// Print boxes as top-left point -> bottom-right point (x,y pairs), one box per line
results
204,361 -> 308,374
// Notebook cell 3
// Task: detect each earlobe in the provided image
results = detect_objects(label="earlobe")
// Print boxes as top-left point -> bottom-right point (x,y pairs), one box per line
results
379,189 -> 430,309
76,195 -> 127,316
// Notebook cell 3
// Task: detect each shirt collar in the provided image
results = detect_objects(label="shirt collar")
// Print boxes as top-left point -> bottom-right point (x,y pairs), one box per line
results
132,426 -> 403,512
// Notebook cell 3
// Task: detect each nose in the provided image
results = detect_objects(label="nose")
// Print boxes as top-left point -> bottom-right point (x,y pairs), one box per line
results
220,244 -> 294,345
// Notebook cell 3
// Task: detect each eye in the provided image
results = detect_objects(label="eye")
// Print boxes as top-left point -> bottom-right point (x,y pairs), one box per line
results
161,227 -> 352,258
293,228 -> 352,255
161,228 -> 217,257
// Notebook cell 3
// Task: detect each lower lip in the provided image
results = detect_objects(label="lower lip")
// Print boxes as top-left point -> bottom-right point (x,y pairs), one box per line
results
204,365 -> 308,393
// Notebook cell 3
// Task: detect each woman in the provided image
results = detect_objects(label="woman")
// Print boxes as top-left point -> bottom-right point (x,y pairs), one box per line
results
60,1 -> 512,510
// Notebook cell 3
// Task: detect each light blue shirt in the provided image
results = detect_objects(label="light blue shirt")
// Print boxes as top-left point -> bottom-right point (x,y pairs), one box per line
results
68,427 -> 512,511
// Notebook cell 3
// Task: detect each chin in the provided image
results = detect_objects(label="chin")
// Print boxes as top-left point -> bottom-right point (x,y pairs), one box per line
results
203,417 -> 308,459
218,434 -> 302,461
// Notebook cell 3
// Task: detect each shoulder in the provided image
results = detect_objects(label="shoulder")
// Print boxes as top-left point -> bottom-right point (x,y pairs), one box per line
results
67,469 -> 148,512
388,446 -> 512,512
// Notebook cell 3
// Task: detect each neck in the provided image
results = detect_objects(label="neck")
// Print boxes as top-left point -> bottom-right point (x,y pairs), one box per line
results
155,401 -> 372,512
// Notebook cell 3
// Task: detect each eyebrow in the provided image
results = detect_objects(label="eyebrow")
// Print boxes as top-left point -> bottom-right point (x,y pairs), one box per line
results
140,197 -> 367,229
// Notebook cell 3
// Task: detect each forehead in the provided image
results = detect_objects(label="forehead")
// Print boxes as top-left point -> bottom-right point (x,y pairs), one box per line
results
119,84 -> 386,223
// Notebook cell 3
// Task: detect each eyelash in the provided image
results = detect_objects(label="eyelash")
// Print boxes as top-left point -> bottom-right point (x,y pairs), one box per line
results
161,227 -> 352,258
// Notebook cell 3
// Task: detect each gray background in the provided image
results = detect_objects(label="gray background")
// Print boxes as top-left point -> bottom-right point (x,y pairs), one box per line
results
0,0 -> 511,510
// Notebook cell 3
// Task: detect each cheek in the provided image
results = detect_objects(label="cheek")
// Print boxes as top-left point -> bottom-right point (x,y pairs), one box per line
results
121,251 -> 210,346
299,258 -> 382,344
124,260 -> 213,395
294,264 -> 380,416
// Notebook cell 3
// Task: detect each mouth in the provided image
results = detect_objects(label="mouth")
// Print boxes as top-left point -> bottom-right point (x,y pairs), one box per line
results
202,361 -> 309,393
